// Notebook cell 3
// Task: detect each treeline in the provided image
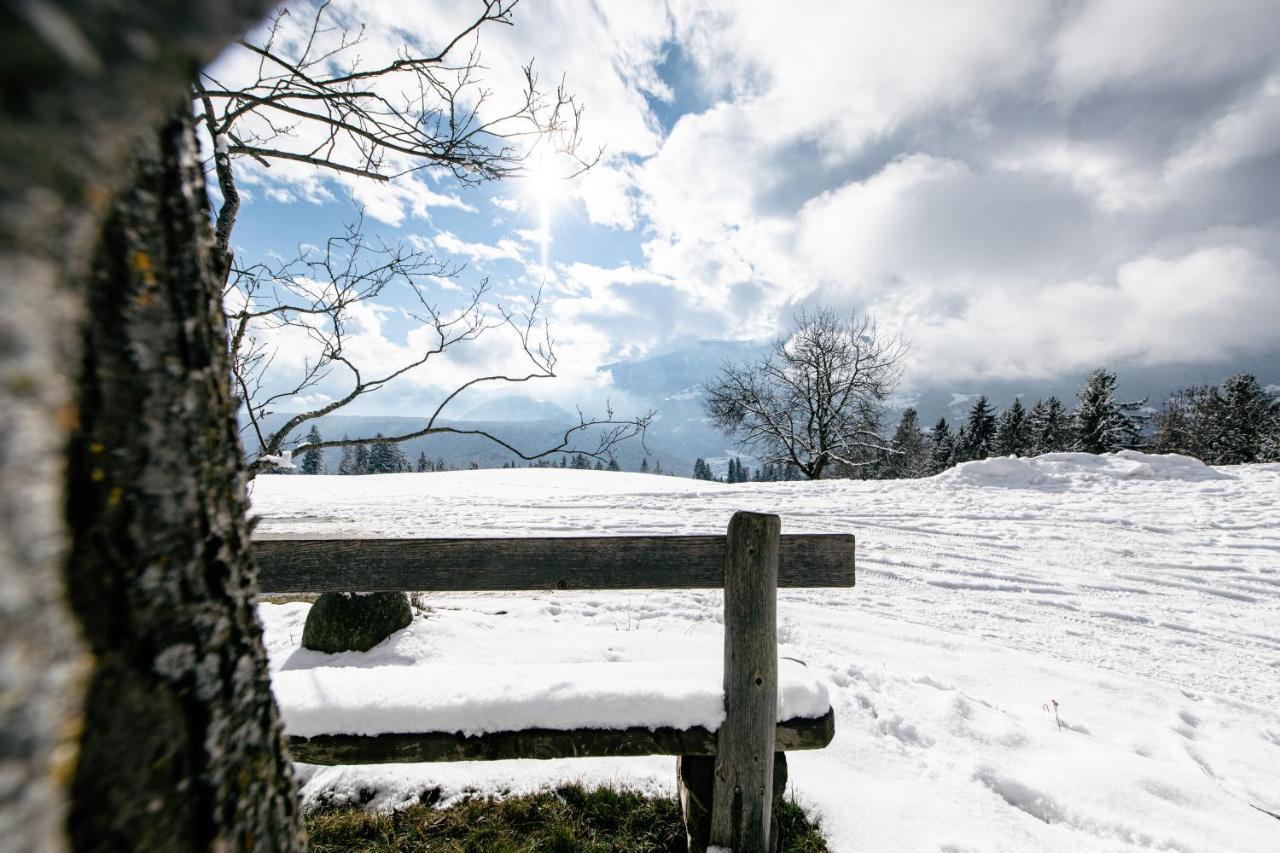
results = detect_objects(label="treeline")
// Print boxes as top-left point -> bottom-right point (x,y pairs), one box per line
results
692,456 -> 803,483
296,430 -> 446,475
287,425 -> 634,475
1149,374 -> 1280,464
875,368 -> 1279,479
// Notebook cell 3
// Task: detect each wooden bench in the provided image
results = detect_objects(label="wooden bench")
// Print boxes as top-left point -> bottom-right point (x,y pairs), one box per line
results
255,511 -> 855,853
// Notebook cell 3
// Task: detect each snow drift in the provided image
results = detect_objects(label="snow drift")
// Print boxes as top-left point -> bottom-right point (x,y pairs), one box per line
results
936,449 -> 1234,488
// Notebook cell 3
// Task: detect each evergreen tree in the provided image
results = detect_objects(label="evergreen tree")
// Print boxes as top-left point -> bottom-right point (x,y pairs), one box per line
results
416,451 -> 430,473
693,458 -> 714,480
1073,368 -> 1146,453
951,425 -> 969,467
607,456 -> 621,472
928,418 -> 954,474
993,398 -> 1032,457
958,396 -> 997,461
1263,422 -> 1280,463
1151,386 -> 1218,459
392,443 -> 409,473
571,454 -> 591,469
653,459 -> 663,475
640,458 -> 649,474
300,425 -> 325,474
367,434 -> 397,473
435,457 -> 447,472
1027,397 -> 1073,454
884,408 -> 930,478
353,442 -> 370,475
337,434 -> 356,475
1216,373 -> 1280,464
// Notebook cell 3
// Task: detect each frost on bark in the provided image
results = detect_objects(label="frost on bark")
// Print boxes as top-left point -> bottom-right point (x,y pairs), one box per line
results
0,3 -> 274,851
64,109 -> 305,851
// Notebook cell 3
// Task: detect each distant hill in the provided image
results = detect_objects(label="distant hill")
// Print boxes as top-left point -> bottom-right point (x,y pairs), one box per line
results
460,395 -> 572,422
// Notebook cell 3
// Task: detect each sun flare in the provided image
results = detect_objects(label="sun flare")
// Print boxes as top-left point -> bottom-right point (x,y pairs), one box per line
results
522,158 -> 567,272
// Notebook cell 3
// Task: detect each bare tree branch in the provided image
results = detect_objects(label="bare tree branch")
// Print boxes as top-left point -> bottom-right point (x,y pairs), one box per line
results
229,218 -> 648,477
195,0 -> 601,262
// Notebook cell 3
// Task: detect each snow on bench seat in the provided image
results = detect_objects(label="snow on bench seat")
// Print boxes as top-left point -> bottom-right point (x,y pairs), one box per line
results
274,658 -> 830,739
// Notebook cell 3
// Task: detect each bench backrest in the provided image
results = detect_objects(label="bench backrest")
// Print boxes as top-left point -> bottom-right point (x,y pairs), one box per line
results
254,532 -> 855,593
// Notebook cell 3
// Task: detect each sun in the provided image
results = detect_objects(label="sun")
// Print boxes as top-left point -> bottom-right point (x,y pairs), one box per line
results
524,157 -> 567,208
521,158 -> 568,272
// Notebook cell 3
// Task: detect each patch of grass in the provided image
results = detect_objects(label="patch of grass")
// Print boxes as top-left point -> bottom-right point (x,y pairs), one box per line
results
305,784 -> 829,852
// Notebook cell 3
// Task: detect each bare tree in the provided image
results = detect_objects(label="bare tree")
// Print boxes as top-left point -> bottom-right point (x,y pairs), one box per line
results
194,0 -> 598,273
703,309 -> 905,480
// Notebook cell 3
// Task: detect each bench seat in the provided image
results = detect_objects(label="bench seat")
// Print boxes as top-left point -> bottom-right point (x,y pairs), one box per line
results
274,659 -> 835,765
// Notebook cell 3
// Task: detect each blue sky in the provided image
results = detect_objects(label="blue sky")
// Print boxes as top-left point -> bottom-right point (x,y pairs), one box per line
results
218,0 -> 1280,420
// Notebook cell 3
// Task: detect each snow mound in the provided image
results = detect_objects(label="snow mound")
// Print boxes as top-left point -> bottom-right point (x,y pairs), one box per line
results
937,450 -> 1233,488
274,658 -> 830,738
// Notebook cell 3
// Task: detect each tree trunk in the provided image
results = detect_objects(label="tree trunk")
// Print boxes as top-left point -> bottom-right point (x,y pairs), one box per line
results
0,3 -> 274,851
63,107 -> 305,851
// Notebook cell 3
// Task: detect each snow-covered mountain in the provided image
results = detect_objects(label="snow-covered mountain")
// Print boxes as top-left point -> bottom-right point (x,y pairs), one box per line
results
460,396 -> 573,422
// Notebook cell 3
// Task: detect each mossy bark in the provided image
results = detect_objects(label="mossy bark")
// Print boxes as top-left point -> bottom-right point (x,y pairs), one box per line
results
63,109 -> 305,852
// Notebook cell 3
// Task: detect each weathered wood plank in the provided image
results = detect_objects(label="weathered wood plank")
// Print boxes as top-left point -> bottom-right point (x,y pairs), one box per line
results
286,710 -> 835,765
253,533 -> 854,593
711,511 -> 780,853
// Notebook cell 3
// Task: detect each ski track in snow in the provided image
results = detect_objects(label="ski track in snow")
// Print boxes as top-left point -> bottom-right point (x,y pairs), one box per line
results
253,457 -> 1280,852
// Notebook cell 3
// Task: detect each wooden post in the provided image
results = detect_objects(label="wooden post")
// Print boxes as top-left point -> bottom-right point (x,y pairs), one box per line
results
710,511 -> 780,853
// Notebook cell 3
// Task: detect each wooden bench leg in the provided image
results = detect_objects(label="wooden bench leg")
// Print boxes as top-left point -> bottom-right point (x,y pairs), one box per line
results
679,752 -> 788,853
710,510 -> 780,853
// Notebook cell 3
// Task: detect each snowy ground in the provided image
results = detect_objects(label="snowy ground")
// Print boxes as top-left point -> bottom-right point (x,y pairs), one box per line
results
252,453 -> 1280,852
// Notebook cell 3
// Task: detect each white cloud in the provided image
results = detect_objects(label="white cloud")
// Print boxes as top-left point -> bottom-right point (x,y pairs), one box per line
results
891,244 -> 1280,383
573,163 -> 638,229
432,231 -> 527,266
1166,74 -> 1280,178
1051,0 -> 1280,98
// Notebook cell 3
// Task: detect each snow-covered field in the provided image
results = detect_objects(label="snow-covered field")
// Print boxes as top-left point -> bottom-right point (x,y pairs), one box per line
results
253,453 -> 1280,852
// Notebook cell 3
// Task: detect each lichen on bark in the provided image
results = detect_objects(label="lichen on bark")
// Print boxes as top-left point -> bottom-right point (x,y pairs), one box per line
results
64,108 -> 305,852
